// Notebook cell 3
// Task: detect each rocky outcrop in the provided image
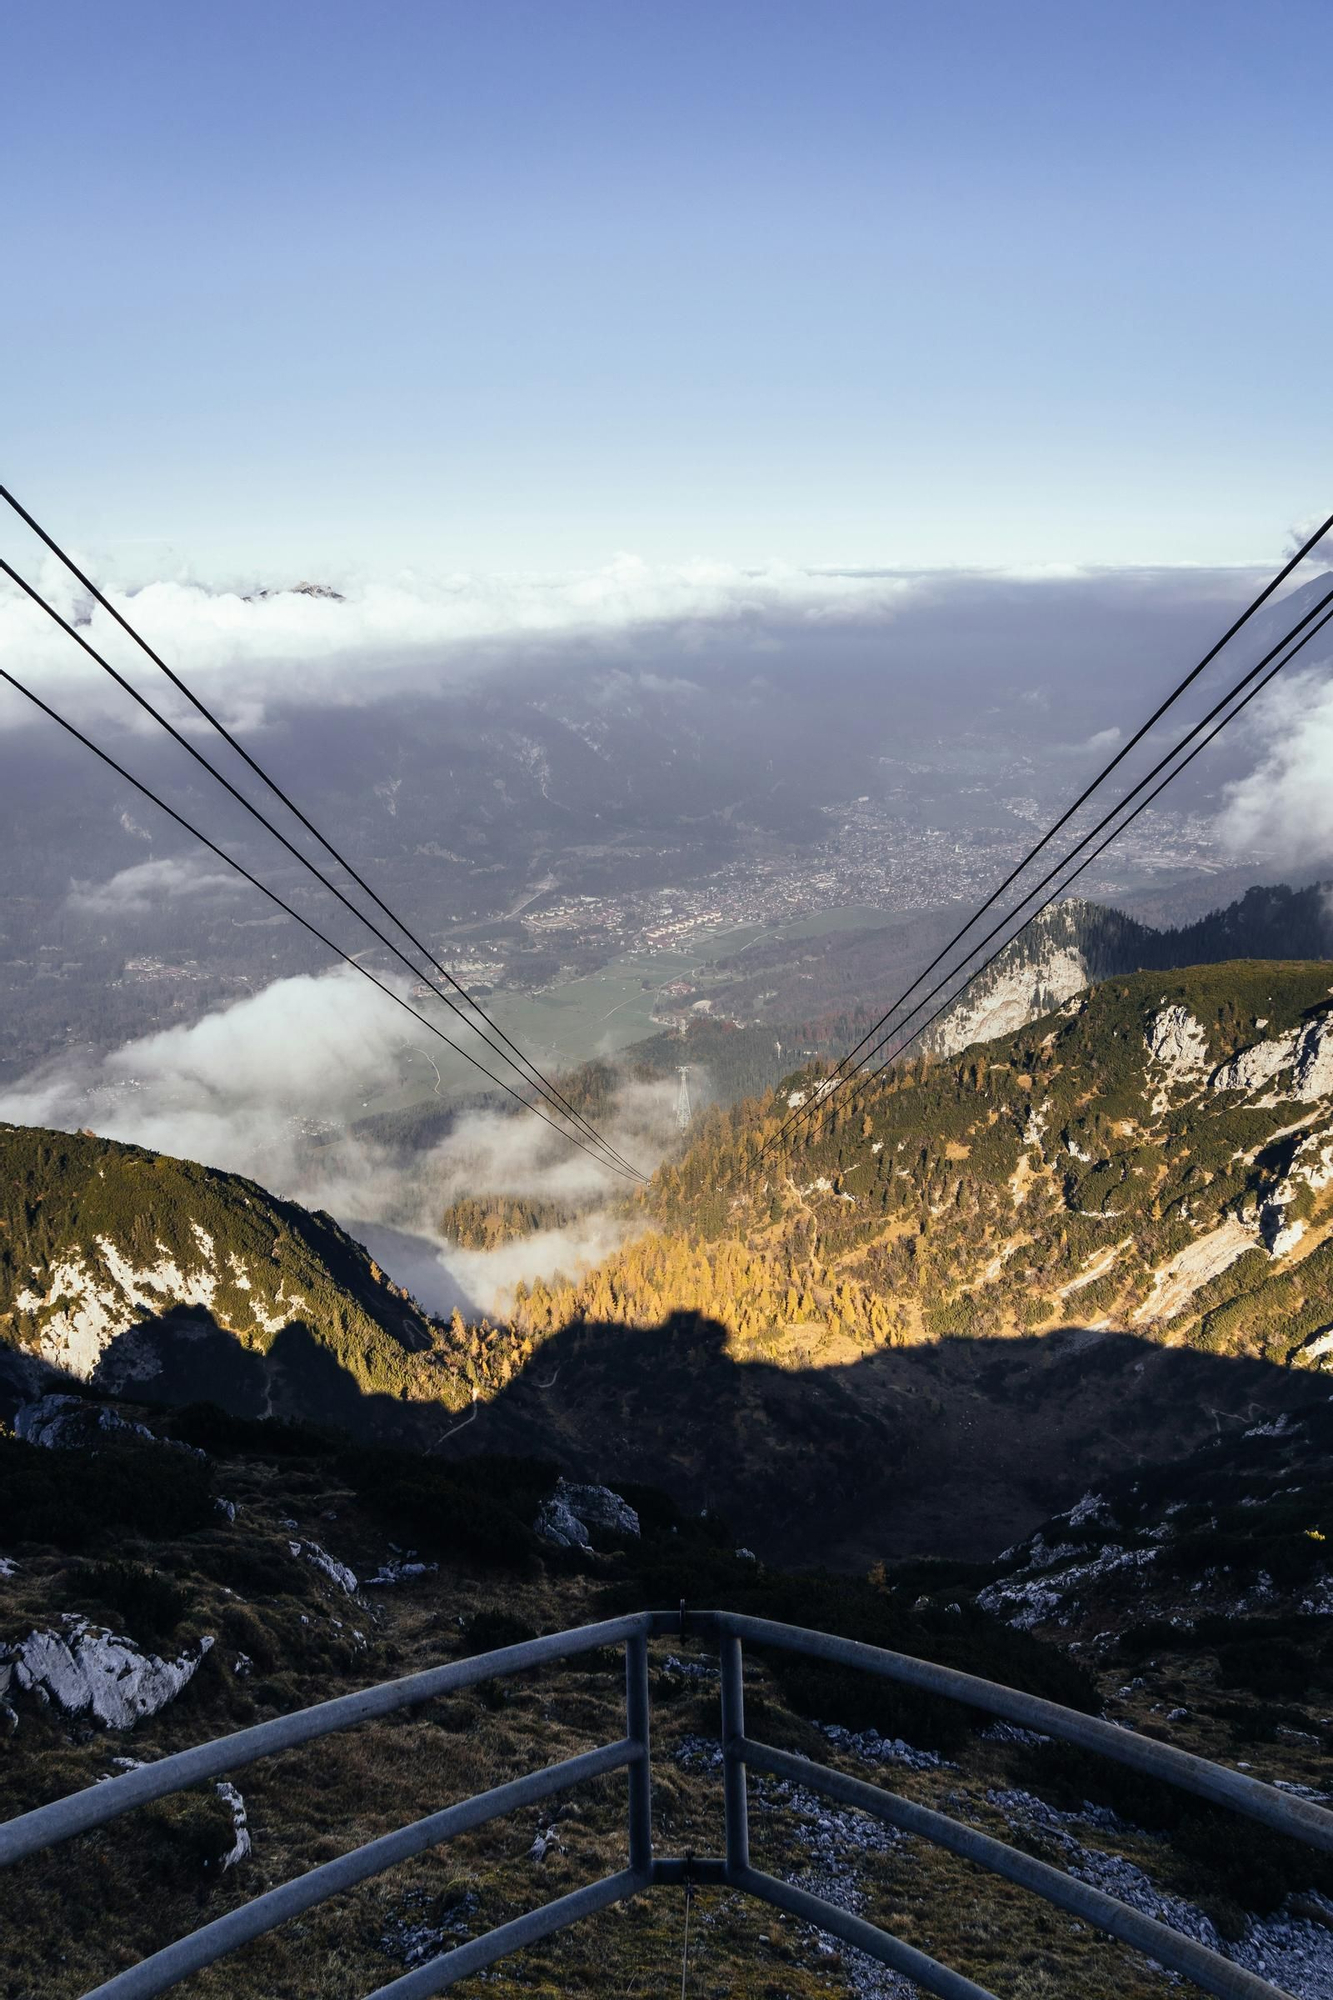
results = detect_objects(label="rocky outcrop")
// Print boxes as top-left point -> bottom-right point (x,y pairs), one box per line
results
1133,1217 -> 1262,1324
535,1478 -> 640,1549
1144,1004 -> 1210,1083
14,1393 -> 158,1450
364,1553 -> 439,1587
288,1539 -> 358,1595
14,1393 -> 205,1459
1213,1011 -> 1333,1104
928,940 -> 1089,1058
1,1620 -> 213,1729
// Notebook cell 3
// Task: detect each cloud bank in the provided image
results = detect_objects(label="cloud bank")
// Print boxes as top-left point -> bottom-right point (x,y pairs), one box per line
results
0,966 -> 670,1316
0,551 -> 1277,743
0,555 -> 926,735
1218,666 -> 1333,870
66,855 -> 237,915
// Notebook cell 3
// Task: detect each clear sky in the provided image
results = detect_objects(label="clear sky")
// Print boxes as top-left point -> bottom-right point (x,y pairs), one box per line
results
4,0 -> 1330,580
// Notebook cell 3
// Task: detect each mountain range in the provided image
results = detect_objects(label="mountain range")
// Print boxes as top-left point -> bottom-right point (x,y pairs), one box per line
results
5,951 -> 1333,1569
0,1126 -> 453,1427
5,940 -> 1333,1996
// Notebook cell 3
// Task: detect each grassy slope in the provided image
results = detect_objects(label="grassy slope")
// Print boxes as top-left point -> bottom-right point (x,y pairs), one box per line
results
508,961 -> 1333,1369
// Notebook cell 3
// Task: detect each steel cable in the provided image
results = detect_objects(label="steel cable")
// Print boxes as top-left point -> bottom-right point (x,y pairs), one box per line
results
773,592 -> 1333,1153
765,514 -> 1333,1152
0,485 -> 642,1178
0,554 -> 645,1182
0,661 -> 648,1182
763,570 -> 1333,1164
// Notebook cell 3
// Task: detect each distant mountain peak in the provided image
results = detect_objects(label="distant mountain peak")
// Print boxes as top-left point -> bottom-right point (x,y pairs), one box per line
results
244,581 -> 345,602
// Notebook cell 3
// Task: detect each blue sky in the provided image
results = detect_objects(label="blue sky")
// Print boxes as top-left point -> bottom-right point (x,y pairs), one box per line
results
4,0 -> 1330,578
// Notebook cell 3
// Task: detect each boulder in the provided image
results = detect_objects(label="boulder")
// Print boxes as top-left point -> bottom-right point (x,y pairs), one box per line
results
535,1477 -> 640,1548
14,1394 -> 156,1451
3,1619 -> 213,1729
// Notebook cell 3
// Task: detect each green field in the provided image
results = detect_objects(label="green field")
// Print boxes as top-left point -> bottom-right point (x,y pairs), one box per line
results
354,904 -> 895,1117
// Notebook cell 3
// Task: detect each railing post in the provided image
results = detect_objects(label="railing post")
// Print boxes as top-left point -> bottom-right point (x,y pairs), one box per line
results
719,1630 -> 749,1877
625,1631 -> 653,1876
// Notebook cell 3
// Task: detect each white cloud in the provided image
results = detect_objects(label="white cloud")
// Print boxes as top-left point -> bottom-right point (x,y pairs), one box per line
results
0,554 -> 923,736
0,966 -> 673,1317
1217,668 -> 1333,868
2,553 -> 1274,744
67,856 -> 236,915
442,1212 -> 632,1312
1287,517 -> 1333,573
0,966 -> 416,1184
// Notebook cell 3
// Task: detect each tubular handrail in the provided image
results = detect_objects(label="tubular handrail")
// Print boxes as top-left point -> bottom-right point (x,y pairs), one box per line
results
81,1740 -> 640,2000
708,1609 -> 1333,1854
0,1610 -> 657,1870
740,1738 -> 1284,2000
2,1607 -> 1327,2000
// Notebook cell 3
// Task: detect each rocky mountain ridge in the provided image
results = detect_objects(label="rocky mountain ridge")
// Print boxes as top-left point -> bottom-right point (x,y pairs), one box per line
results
924,883 -> 1333,1059
5,959 -> 1333,1565
0,1126 -> 455,1423
535,959 -> 1333,1370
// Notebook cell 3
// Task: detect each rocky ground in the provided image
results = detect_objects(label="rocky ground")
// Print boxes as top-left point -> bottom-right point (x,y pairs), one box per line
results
2,1387 -> 1332,1999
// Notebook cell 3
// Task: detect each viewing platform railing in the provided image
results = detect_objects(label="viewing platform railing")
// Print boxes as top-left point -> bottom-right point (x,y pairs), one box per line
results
3,1607 -> 1330,2000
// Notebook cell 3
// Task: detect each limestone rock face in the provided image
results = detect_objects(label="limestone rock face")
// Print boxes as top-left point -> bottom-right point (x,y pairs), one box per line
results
1292,1015 -> 1333,1100
1212,1011 -> 1333,1103
12,1228 -> 301,1382
1144,1004 -> 1210,1082
1212,1035 -> 1294,1096
2,1621 -> 213,1730
535,1478 -> 640,1548
929,940 -> 1089,1058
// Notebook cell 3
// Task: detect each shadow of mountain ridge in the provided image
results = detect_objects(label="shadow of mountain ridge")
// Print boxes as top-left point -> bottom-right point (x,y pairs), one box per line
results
6,1299 -> 1327,1574
85,1307 -> 426,1436
443,1310 -> 1333,1569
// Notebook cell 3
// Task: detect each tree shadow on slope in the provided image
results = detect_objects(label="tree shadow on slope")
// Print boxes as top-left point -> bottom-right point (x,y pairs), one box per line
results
446,1309 -> 1333,1569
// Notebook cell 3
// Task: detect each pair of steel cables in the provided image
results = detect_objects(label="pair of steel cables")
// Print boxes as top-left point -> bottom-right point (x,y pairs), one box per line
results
0,486 -> 648,1184
760,510 -> 1333,1168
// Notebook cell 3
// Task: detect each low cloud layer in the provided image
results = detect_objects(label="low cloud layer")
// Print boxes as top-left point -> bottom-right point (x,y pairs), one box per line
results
1217,666 -> 1333,870
67,855 -> 237,915
0,551 -> 1277,746
0,555 -> 924,736
0,966 -> 671,1316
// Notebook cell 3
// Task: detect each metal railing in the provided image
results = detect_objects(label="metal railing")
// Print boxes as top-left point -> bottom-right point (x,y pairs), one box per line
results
3,1607 -> 1331,2000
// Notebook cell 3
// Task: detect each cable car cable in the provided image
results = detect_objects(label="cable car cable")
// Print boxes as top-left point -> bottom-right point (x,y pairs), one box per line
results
762,573 -> 1333,1164
775,593 -> 1333,1151
0,557 -> 645,1182
0,660 -> 649,1184
0,485 -> 637,1174
778,513 -> 1333,1124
